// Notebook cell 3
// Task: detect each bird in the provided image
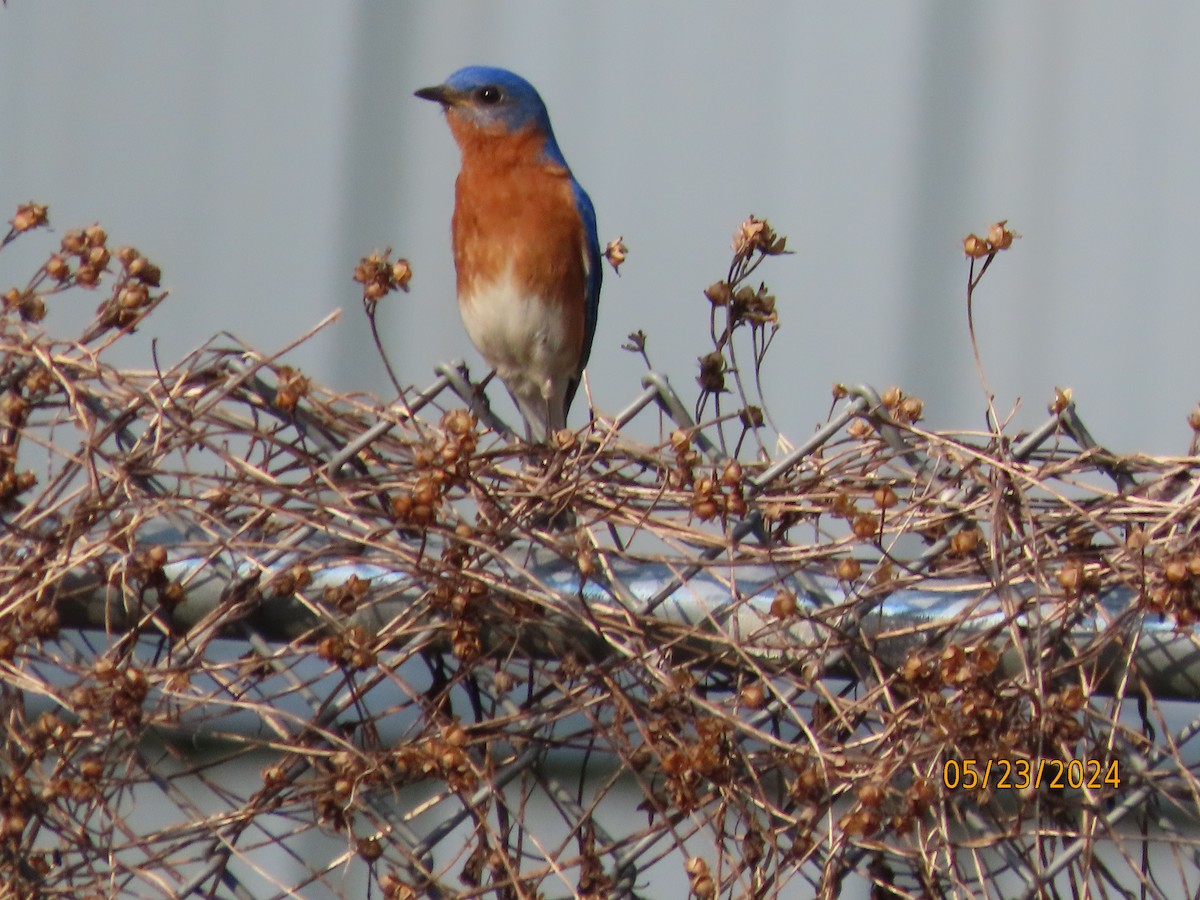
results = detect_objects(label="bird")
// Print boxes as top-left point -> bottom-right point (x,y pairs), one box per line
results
415,66 -> 601,443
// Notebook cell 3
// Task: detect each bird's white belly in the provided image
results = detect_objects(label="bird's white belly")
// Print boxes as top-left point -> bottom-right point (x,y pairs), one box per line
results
459,273 -> 575,386
459,271 -> 576,439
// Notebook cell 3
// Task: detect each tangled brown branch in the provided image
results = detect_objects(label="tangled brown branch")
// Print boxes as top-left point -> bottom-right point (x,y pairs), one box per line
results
3,205 -> 1200,898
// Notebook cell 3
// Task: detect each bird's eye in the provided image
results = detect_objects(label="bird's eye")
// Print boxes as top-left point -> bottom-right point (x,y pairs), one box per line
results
477,85 -> 503,105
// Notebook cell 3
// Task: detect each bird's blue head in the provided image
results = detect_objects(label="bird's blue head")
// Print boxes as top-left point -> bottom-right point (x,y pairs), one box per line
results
416,67 -> 565,160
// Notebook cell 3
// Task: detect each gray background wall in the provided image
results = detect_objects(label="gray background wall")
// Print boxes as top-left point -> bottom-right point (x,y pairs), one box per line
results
4,5 -> 1199,896
4,4 -> 1198,455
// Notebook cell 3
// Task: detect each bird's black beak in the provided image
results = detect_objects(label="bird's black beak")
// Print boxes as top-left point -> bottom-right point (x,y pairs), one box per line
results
414,84 -> 458,107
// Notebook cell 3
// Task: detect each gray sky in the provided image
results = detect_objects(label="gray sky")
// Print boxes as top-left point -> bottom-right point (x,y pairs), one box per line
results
4,3 -> 1199,454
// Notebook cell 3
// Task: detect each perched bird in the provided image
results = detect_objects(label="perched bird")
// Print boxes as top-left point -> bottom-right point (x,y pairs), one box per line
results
415,66 -> 601,443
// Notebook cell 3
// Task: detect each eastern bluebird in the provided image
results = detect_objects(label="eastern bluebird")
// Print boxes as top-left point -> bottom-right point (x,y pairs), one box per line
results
415,66 -> 601,443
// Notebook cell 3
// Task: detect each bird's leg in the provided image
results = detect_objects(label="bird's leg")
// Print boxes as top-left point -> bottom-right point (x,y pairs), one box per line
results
541,394 -> 554,443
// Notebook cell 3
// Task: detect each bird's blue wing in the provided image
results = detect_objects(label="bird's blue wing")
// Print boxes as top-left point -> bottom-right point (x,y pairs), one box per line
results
562,177 -> 601,419
572,178 -> 602,376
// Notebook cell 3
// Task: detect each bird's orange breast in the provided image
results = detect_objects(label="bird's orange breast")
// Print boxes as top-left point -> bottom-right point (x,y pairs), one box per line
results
448,123 -> 587,364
